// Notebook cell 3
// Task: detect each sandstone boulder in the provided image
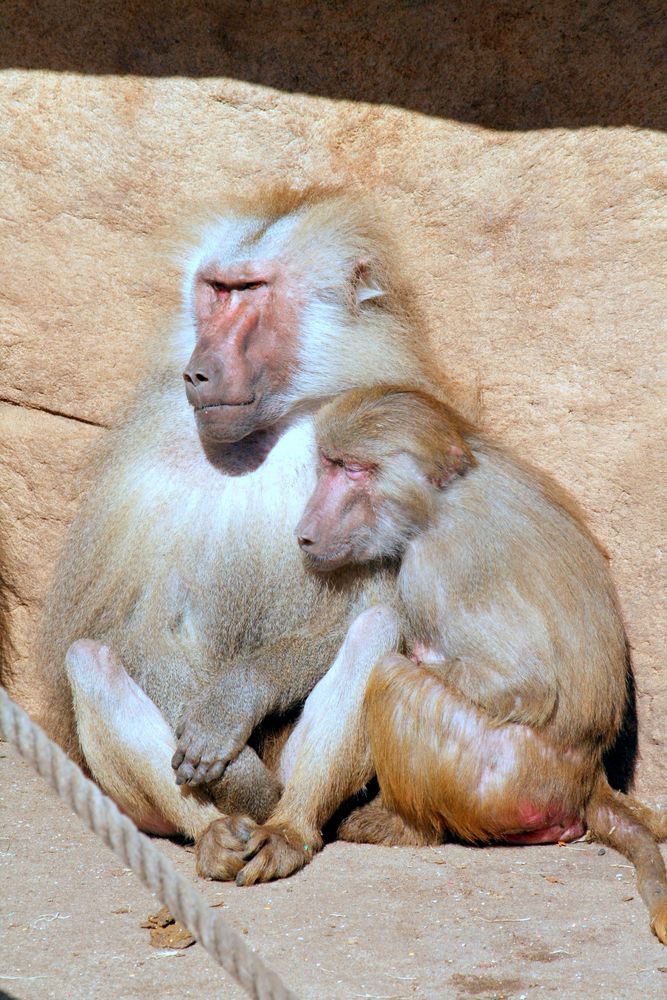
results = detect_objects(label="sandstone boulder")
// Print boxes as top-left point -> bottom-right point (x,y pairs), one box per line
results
1,1 -> 664,793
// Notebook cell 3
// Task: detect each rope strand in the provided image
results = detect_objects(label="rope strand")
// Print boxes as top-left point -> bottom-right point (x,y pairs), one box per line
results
0,686 -> 299,1000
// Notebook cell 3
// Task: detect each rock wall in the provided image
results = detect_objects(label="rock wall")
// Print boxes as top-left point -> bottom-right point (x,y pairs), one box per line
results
1,2 -> 665,794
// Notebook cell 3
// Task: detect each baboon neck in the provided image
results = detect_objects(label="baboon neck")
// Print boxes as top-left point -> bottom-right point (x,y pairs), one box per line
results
200,426 -> 283,476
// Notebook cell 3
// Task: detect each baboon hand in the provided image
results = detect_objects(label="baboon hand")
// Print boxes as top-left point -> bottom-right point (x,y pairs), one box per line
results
172,682 -> 255,787
196,816 -> 317,885
235,822 -> 315,885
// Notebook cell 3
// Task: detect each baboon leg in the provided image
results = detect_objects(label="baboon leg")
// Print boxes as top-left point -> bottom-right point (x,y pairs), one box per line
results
66,640 -> 220,838
196,604 -> 402,883
338,794 -> 439,847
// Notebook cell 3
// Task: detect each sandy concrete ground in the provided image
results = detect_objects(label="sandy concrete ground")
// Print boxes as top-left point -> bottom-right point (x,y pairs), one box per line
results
1,741 -> 666,1000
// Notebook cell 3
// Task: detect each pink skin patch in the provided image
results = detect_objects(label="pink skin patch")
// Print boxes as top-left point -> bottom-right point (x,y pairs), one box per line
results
410,642 -> 440,664
502,801 -> 585,844
133,810 -> 179,838
502,820 -> 585,845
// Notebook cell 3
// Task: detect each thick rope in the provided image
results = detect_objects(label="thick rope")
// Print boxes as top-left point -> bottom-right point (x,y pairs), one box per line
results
0,686 -> 299,1000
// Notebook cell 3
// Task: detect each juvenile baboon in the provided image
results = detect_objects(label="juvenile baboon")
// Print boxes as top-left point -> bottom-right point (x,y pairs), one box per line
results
198,386 -> 664,944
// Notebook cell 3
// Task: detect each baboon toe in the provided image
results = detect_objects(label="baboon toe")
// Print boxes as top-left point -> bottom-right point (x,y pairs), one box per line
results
195,815 -> 256,881
235,823 -> 314,885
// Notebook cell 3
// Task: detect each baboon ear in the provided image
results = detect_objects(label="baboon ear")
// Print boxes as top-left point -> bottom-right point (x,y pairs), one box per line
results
428,444 -> 474,489
352,260 -> 385,304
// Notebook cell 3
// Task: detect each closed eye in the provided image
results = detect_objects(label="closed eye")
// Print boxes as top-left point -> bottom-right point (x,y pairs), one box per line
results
209,280 -> 267,294
320,453 -> 371,479
344,464 -> 367,480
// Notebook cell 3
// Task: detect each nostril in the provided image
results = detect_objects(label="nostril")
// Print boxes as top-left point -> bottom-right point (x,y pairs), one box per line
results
297,535 -> 314,548
183,371 -> 209,385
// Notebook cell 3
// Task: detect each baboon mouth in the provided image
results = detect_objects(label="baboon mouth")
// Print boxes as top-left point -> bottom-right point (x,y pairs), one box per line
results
195,396 -> 256,411
302,546 -> 351,571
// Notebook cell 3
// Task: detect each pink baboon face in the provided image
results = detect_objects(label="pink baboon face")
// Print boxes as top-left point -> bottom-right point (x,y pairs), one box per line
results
183,264 -> 301,444
296,454 -> 378,571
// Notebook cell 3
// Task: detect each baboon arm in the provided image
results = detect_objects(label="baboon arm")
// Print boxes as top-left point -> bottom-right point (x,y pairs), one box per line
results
429,656 -> 559,729
173,619 -> 350,786
226,620 -> 352,719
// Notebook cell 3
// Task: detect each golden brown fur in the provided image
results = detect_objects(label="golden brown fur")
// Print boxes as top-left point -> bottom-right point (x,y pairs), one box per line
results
335,388 -> 665,942
208,386 -> 664,944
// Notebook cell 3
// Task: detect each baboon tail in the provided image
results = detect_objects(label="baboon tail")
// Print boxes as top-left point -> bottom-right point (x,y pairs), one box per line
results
585,774 -> 667,944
